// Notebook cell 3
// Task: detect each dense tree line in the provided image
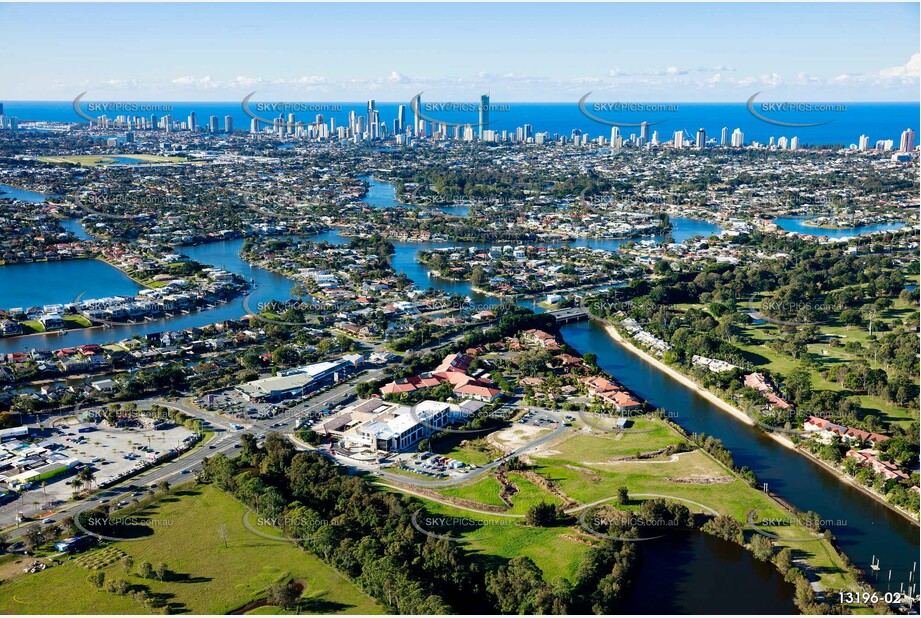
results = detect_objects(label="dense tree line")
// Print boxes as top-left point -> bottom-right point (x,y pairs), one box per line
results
198,434 -> 650,614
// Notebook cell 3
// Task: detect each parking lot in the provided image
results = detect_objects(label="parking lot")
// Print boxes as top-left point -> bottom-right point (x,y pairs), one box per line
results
390,451 -> 477,479
196,382 -> 356,424
0,416 -> 195,526
517,410 -> 560,428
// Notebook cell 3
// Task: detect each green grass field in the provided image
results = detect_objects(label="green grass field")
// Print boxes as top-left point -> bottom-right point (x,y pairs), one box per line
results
551,421 -> 681,461
439,475 -> 508,508
689,295 -> 918,428
37,154 -> 187,167
531,430 -> 857,591
426,417 -> 860,593
408,498 -> 585,584
0,484 -> 382,615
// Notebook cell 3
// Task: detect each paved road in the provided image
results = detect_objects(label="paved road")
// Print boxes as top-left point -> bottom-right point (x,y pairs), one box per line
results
0,368 -> 382,542
1,327 -> 495,542
327,408 -> 569,489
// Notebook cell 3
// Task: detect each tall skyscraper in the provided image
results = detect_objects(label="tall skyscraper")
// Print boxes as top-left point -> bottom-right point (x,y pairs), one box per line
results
367,99 -> 376,136
523,123 -> 533,141
610,126 -> 620,143
348,110 -> 357,135
790,136 -> 799,150
696,128 -> 706,149
224,115 -> 233,134
370,109 -> 380,139
731,128 -> 744,147
187,112 -> 197,132
899,128 -> 915,152
639,122 -> 649,143
414,95 -> 422,136
858,135 -> 870,151
0,102 -> 4,116
478,94 -> 490,139
209,115 -> 219,133
396,105 -> 406,134
250,118 -> 259,134
673,131 -> 684,149
720,127 -> 729,146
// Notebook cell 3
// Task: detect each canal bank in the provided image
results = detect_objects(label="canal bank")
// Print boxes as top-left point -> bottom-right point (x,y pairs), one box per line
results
558,319 -> 919,590
2,181 -> 917,597
598,317 -> 920,526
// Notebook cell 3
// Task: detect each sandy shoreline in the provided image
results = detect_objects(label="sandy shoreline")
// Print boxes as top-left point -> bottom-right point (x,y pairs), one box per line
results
596,318 -> 919,525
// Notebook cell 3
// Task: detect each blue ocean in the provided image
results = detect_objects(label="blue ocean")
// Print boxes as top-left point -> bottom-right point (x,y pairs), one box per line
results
3,100 -> 919,147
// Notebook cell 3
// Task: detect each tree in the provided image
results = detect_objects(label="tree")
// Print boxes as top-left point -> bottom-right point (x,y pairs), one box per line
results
525,501 -> 562,527
582,352 -> 597,367
157,480 -> 170,493
106,578 -> 129,595
218,523 -> 229,549
615,486 -> 629,505
122,555 -> 134,574
23,525 -> 44,552
138,560 -> 155,579
266,581 -> 300,610
155,562 -> 168,581
774,547 -> 794,575
77,467 -> 96,491
88,571 -> 106,588
750,534 -> 774,561
701,514 -> 744,544
486,556 -> 566,614
0,532 -> 8,553
239,434 -> 257,458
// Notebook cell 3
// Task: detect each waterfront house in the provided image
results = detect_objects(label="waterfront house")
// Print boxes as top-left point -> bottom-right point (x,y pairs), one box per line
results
846,449 -> 909,480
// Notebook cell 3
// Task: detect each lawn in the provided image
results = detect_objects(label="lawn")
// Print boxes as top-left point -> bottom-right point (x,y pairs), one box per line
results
64,315 -> 93,328
409,498 -> 586,584
38,154 -> 187,167
736,323 -> 917,428
439,475 -> 508,508
705,294 -> 919,429
551,421 -> 682,461
0,484 -> 382,615
530,424 -> 858,592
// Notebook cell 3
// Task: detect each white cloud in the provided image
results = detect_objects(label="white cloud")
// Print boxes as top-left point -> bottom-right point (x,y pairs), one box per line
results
879,53 -> 920,79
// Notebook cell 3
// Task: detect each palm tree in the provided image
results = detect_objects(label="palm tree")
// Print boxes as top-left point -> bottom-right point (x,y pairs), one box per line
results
77,467 -> 95,491
68,478 -> 82,498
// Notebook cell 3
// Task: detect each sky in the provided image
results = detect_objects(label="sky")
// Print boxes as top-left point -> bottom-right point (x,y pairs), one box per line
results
1,2 -> 918,102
